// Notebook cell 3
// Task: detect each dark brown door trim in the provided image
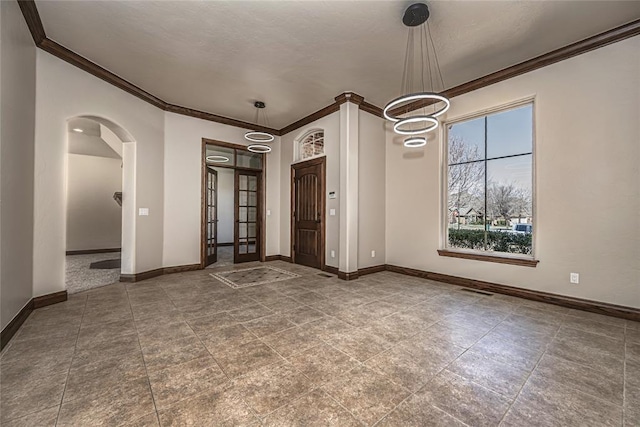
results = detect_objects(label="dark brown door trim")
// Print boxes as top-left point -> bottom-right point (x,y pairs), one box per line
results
290,156 -> 326,270
201,139 -> 266,268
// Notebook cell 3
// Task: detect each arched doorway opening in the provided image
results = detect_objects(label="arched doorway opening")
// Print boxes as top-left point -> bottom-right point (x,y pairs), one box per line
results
64,115 -> 135,293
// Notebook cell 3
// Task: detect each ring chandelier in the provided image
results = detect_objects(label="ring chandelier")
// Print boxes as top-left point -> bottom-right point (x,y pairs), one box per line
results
245,101 -> 273,153
206,155 -> 230,163
383,3 -> 450,148
247,144 -> 272,153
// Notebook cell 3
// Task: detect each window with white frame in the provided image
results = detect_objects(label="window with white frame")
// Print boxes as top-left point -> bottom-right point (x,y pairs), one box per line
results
445,102 -> 534,256
297,130 -> 324,161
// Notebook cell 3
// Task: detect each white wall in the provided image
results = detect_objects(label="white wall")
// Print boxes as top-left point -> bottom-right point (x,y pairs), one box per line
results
386,36 -> 640,308
66,154 -> 122,251
163,112 -> 281,268
0,1 -> 36,330
34,50 -> 165,297
213,167 -> 234,244
280,112 -> 341,268
358,112 -> 386,268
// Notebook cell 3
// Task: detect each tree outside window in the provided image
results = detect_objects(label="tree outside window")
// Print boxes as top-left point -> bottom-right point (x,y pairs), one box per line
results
446,103 -> 534,255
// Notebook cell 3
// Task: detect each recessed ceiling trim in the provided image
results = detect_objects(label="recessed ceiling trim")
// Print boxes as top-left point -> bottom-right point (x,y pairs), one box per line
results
18,1 -> 639,137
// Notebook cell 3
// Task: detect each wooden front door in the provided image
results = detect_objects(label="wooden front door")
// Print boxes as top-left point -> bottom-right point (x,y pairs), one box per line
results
292,157 -> 325,269
205,167 -> 218,266
234,170 -> 261,263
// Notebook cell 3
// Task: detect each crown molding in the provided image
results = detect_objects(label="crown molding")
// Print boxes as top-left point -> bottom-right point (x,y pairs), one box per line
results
279,102 -> 342,136
17,0 -> 45,44
16,0 -> 281,135
18,0 -> 638,135
390,18 -> 640,116
165,104 -> 280,135
39,38 -> 167,110
335,92 -> 364,105
280,91 -> 381,136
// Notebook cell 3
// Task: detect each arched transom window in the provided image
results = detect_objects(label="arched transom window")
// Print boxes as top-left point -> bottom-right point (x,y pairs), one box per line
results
297,130 -> 324,161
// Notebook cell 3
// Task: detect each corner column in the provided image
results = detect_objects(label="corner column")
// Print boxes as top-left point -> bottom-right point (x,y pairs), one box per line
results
337,93 -> 362,278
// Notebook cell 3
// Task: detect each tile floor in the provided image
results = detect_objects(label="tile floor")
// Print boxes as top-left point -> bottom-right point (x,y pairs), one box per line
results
1,260 -> 638,426
205,246 -> 234,269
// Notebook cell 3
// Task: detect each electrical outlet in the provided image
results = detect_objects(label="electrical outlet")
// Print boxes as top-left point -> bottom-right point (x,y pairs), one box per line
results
371,250 -> 376,258
570,273 -> 579,284
138,208 -> 149,216
331,250 -> 336,258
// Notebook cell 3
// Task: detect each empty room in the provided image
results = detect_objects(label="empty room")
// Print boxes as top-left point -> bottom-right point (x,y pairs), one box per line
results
1,0 -> 639,426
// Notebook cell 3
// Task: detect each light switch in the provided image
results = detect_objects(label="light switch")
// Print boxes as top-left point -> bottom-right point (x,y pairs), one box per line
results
138,208 -> 149,216
331,250 -> 336,258
267,210 -> 271,216
329,209 -> 336,216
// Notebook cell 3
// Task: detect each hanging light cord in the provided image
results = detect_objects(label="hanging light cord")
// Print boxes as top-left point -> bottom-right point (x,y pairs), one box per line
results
383,3 -> 451,145
253,106 -> 271,129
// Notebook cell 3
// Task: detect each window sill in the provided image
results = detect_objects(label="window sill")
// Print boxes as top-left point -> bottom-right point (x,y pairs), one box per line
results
437,249 -> 539,267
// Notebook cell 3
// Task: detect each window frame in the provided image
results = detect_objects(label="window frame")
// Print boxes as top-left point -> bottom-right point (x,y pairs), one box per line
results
294,129 -> 325,163
440,97 -> 538,265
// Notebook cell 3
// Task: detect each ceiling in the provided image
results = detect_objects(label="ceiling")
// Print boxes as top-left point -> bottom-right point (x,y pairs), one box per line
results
38,1 -> 640,128
68,118 -> 120,158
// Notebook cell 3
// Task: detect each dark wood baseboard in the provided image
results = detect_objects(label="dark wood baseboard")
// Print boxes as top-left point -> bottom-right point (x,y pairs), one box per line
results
163,264 -> 202,275
120,263 -> 202,283
1,300 -> 34,350
33,290 -> 68,309
327,264 -> 385,280
324,265 -> 339,276
358,265 -> 387,277
1,290 -> 69,350
120,268 -> 164,283
66,248 -> 121,256
265,255 -> 293,263
320,264 -> 385,280
386,264 -> 640,322
338,271 -> 359,281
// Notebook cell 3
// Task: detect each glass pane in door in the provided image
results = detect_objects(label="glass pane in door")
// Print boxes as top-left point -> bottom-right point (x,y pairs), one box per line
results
235,171 -> 259,262
206,168 -> 217,265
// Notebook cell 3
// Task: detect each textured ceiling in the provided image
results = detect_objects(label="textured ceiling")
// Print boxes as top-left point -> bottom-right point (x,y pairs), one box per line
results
38,1 -> 640,128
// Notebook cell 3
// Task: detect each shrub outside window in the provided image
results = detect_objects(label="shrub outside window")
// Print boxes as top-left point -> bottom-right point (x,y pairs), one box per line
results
445,102 -> 534,256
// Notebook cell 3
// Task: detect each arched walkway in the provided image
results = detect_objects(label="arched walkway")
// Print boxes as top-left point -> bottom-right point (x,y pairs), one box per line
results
64,115 -> 136,292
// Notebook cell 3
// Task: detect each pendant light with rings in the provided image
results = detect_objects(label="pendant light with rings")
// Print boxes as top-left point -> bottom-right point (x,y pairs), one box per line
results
383,3 -> 449,148
245,101 -> 274,153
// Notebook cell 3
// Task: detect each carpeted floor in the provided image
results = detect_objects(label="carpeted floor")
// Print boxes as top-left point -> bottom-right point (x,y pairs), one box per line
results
65,252 -> 121,294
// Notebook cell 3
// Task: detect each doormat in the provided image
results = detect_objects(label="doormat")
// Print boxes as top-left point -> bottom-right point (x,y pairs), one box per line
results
210,266 -> 301,289
89,259 -> 121,270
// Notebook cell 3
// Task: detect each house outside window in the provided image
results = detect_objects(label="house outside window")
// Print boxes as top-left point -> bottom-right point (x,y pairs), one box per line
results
296,130 -> 324,161
445,101 -> 534,256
